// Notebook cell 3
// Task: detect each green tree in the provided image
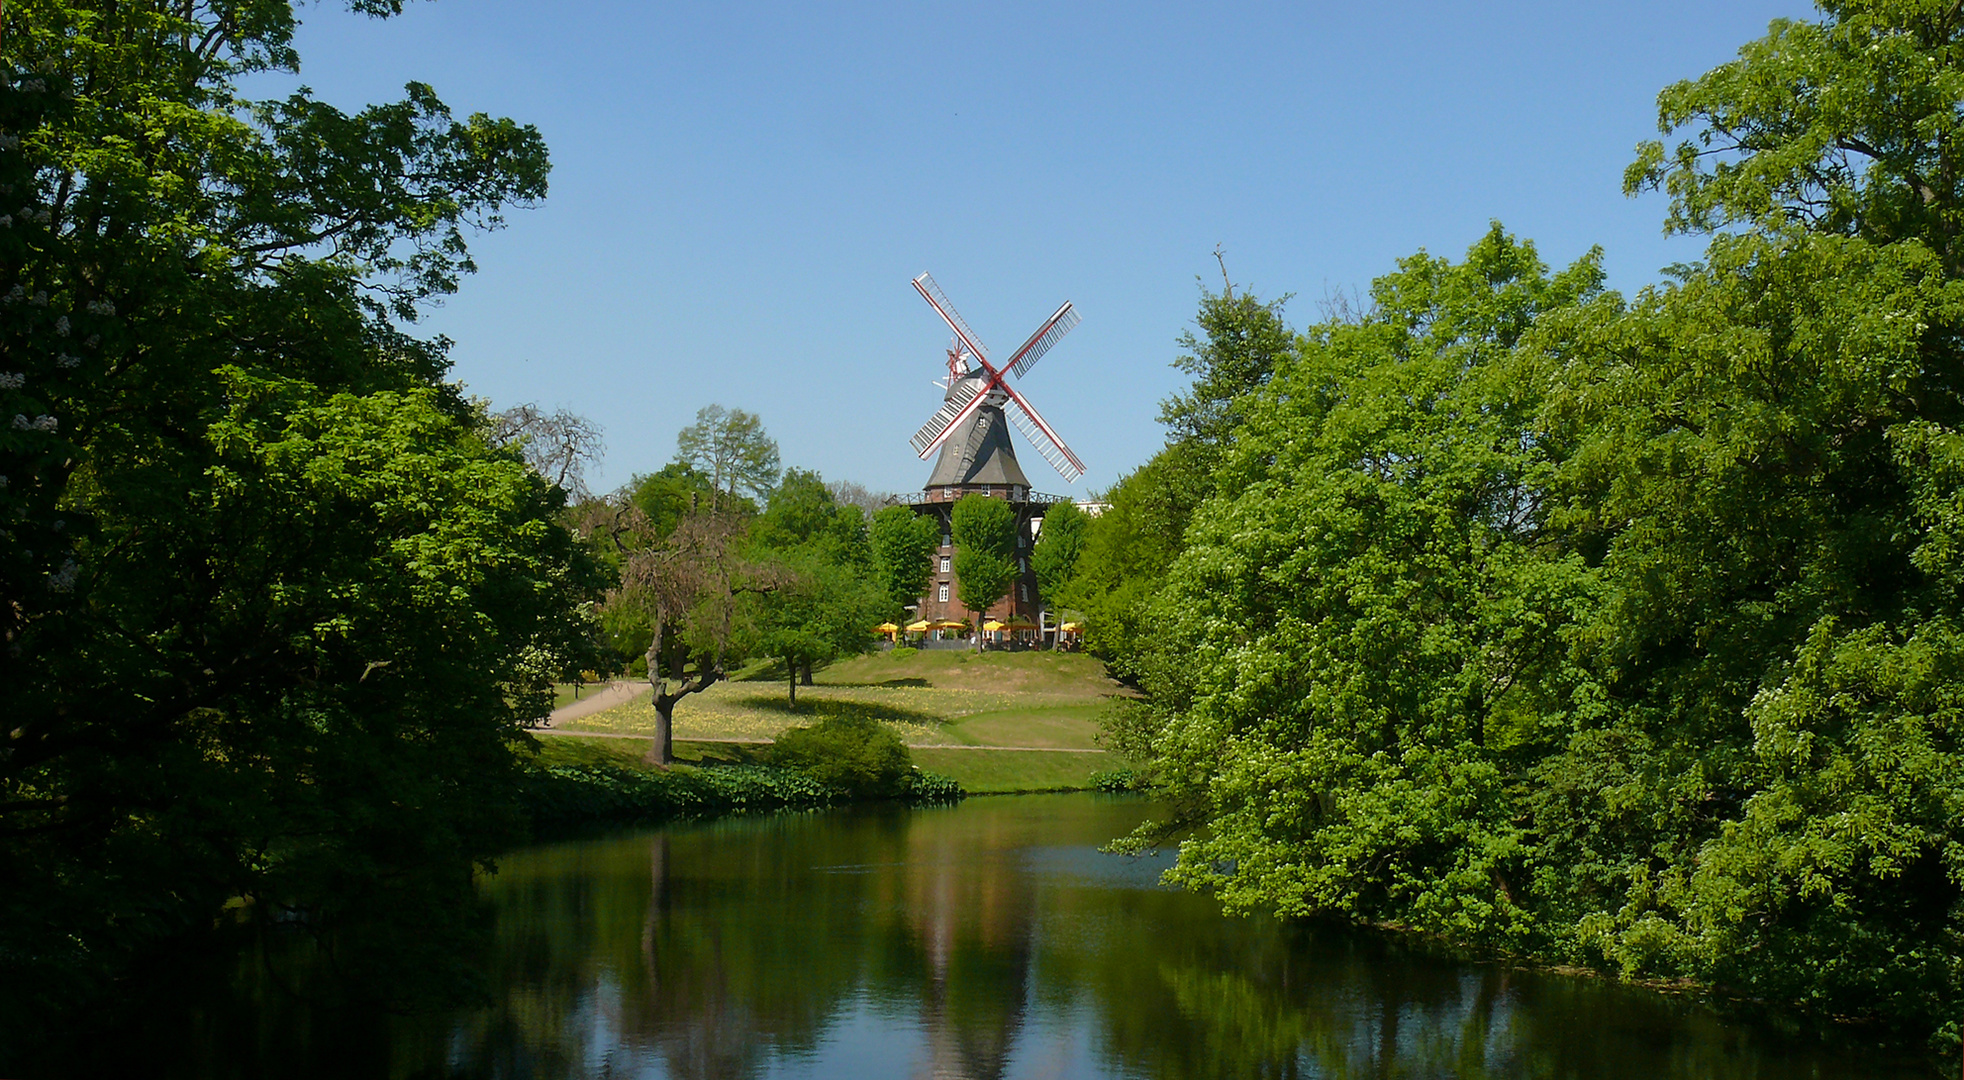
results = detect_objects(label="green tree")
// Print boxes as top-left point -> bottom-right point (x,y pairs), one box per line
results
1626,0 -> 1964,265
610,510 -> 780,765
0,0 -> 590,1030
951,494 -> 1016,649
1157,288 -> 1298,454
1063,447 -> 1209,683
1030,500 -> 1089,606
1122,226 -> 1606,953
750,470 -> 884,704
869,504 -> 939,619
1103,1 -> 1964,1049
675,404 -> 781,504
1067,281 -> 1295,681
1528,226 -> 1964,1038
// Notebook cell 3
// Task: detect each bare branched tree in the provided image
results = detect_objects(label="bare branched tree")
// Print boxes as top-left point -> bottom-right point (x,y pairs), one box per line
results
610,511 -> 794,764
825,479 -> 894,520
490,403 -> 605,499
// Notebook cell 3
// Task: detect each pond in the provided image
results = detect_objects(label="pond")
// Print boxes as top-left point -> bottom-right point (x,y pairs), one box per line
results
52,794 -> 1941,1078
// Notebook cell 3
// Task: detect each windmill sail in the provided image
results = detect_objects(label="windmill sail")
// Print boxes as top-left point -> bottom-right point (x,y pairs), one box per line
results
912,273 -> 991,366
1004,302 -> 1079,379
1002,390 -> 1086,483
909,378 -> 985,458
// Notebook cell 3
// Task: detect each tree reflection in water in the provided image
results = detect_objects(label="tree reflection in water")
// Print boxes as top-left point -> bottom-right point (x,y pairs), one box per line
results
442,795 -> 1924,1080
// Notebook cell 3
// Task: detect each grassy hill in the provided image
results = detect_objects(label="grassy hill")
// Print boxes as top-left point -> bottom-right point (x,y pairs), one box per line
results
544,649 -> 1133,793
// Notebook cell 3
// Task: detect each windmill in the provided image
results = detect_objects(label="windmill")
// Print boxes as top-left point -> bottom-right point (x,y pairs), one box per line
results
908,272 -> 1086,488
904,272 -> 1085,646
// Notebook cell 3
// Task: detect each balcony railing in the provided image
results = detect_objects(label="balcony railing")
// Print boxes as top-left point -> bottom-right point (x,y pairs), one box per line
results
898,487 -> 1072,506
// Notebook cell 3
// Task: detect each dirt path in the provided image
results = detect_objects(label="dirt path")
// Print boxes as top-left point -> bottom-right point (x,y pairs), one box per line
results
542,681 -> 645,727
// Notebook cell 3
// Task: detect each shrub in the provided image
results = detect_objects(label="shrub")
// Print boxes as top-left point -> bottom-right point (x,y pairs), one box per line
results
899,770 -> 965,803
767,716 -> 913,799
1090,767 -> 1149,793
521,762 -> 837,833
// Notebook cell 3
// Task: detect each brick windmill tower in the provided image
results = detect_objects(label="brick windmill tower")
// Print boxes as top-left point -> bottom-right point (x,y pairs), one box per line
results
905,273 -> 1084,642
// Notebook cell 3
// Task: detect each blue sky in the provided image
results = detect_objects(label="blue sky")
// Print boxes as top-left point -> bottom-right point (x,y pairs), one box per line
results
265,0 -> 1811,497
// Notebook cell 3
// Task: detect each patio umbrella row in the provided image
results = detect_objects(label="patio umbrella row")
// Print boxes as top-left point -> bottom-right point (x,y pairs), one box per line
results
875,617 -> 1055,635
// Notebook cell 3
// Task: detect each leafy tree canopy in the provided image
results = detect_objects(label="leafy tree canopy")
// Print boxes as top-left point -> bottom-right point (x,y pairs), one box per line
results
1157,288 -> 1297,452
868,504 -> 939,620
1,0 -> 597,1033
951,493 -> 1017,634
1099,2 -> 1964,1048
675,404 -> 780,503
750,469 -> 883,703
1031,499 -> 1090,606
1628,0 -> 1964,264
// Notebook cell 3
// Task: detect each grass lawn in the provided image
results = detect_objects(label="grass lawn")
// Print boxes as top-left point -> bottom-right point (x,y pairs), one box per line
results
541,650 -> 1134,792
910,748 -> 1118,794
558,650 -> 1127,747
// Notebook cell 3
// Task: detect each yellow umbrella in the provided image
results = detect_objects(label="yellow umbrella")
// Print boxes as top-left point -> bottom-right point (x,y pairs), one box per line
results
932,618 -> 970,631
905,619 -> 932,632
874,622 -> 899,633
982,620 -> 1007,632
1058,621 -> 1082,632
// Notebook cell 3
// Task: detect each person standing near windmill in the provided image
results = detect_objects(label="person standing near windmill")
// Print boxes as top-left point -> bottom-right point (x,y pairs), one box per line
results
902,273 -> 1085,649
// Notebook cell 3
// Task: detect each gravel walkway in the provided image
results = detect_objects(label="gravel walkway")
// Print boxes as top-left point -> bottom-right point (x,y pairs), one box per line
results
541,681 -> 645,727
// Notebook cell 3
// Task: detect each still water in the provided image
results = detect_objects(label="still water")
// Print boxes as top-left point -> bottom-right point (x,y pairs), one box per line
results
45,793 -> 1935,1078
425,793 -> 1921,1079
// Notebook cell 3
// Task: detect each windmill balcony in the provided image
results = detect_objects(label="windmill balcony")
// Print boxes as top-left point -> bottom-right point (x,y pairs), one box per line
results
902,487 -> 1070,506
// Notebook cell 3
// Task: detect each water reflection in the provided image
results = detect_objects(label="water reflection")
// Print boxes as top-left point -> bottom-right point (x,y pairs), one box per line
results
447,795 -> 1924,1080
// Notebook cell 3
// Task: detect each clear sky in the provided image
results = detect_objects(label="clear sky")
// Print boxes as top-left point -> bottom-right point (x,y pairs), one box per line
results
261,0 -> 1812,497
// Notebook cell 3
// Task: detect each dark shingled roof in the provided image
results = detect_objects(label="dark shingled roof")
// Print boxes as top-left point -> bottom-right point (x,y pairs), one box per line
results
925,376 -> 1031,489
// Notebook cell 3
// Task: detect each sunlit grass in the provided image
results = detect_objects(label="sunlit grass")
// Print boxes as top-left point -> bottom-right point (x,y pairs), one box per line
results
910,748 -> 1119,794
549,653 -> 1133,791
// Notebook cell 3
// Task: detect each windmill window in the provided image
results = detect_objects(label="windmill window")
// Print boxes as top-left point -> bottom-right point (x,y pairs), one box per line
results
1020,583 -> 1029,602
943,534 -> 952,548
938,583 -> 950,603
940,556 -> 951,573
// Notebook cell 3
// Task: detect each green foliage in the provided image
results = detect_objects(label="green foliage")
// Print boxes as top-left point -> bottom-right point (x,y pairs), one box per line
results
869,504 -> 940,616
1065,284 -> 1297,682
524,762 -> 838,831
628,461 -> 723,540
1089,768 -> 1149,793
1158,288 -> 1299,453
1062,446 -> 1210,683
1031,500 -> 1089,604
1626,0 -> 1964,260
897,769 -> 965,804
750,470 -> 886,703
0,0 -> 592,1027
765,716 -> 916,799
1130,225 -> 1605,952
951,493 -> 1017,621
1093,7 -> 1964,1048
675,404 -> 781,503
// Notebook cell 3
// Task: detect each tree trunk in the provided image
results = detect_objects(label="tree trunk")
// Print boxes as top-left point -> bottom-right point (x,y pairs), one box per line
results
646,691 -> 676,767
799,660 -> 813,686
644,629 -> 669,766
